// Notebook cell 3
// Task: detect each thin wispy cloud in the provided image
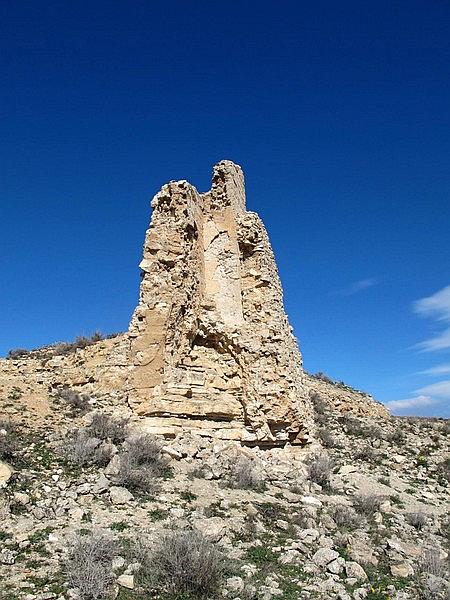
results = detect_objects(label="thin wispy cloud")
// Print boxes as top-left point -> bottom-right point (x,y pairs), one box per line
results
413,285 -> 450,352
415,328 -> 450,352
414,285 -> 450,321
419,362 -> 450,376
335,277 -> 378,297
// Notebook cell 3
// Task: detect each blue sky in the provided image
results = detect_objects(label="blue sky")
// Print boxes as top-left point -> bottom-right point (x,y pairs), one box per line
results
1,1 -> 449,417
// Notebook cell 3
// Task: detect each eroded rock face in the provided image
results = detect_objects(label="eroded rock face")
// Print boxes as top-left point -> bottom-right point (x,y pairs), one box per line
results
127,161 -> 314,445
0,159 -> 389,444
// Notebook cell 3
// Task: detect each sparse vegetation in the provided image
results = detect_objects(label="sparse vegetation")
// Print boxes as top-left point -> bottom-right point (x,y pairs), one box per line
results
330,504 -> 363,530
58,387 -> 91,415
1,343 -> 449,600
307,453 -> 333,489
353,493 -> 383,516
6,349 -> 29,359
407,512 -> 427,530
310,392 -> 330,415
0,420 -> 20,462
89,412 -> 128,443
65,532 -> 115,600
229,456 -> 265,490
134,529 -> 226,598
6,332 -> 121,361
317,427 -> 339,448
418,549 -> 448,578
437,457 -> 450,483
64,429 -> 113,467
355,444 -> 377,461
116,434 -> 171,493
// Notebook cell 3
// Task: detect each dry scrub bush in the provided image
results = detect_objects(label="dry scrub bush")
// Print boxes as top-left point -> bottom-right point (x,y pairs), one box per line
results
65,532 -> 115,600
92,443 -> 115,467
438,458 -> 450,483
307,453 -> 333,489
89,412 -> 128,443
330,505 -> 363,530
385,428 -> 406,445
116,434 -> 170,492
317,427 -> 339,448
352,493 -> 383,516
311,392 -> 331,415
116,456 -> 158,493
58,387 -> 90,414
407,512 -> 427,530
0,420 -> 19,461
354,445 -> 377,461
229,456 -> 265,491
135,529 -> 225,598
419,550 -> 448,579
6,348 -> 29,359
125,434 -> 166,469
64,430 -> 113,467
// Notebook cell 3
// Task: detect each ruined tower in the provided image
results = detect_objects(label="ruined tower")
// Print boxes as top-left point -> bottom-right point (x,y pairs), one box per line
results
127,161 -> 314,445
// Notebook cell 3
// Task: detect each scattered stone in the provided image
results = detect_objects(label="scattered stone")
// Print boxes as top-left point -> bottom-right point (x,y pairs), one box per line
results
345,561 -> 368,581
390,562 -> 414,578
312,548 -> 339,567
327,557 -> 345,574
109,486 -> 134,504
0,461 -> 13,487
92,473 -> 110,494
13,492 -> 30,505
0,549 -> 16,565
338,465 -> 358,476
117,574 -> 134,589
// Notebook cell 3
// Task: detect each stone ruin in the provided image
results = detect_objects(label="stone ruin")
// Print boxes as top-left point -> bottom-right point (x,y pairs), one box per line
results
127,161 -> 314,445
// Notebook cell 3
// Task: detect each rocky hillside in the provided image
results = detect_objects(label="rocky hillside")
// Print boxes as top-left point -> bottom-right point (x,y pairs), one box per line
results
1,387 -> 449,600
0,161 -> 447,599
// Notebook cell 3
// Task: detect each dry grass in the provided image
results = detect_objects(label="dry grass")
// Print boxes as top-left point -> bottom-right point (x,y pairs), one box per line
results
229,457 -> 265,491
0,420 -> 19,462
135,529 -> 226,598
89,412 -> 128,443
352,493 -> 383,516
65,532 -> 115,600
116,434 -> 171,492
307,453 -> 333,489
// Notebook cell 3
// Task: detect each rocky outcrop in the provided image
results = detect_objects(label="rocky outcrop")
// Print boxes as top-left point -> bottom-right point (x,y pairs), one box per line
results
305,374 -> 389,419
127,161 -> 314,445
0,159 -> 389,444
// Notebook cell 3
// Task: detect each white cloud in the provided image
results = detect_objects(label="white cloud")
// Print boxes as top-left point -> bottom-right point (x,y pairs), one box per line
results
336,277 -> 378,297
413,284 -> 450,322
386,379 -> 450,416
385,395 -> 437,411
415,328 -> 450,352
413,285 -> 450,351
419,362 -> 450,376
416,379 -> 450,398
